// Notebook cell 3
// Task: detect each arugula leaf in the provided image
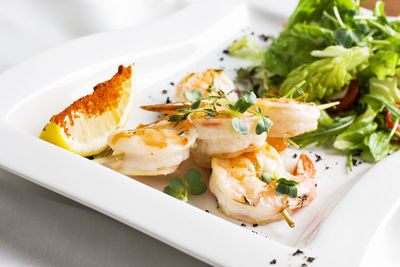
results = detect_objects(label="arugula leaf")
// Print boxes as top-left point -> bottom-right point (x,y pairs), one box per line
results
163,177 -> 187,201
275,178 -> 299,198
292,114 -> 356,147
333,105 -> 378,150
362,94 -> 400,119
361,130 -> 391,162
184,169 -> 207,195
232,117 -> 249,135
184,89 -> 203,102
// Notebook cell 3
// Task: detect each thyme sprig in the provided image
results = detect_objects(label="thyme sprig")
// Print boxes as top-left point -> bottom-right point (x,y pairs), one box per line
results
168,87 -> 272,135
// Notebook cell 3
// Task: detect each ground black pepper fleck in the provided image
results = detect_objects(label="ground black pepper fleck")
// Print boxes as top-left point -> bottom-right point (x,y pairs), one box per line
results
253,224 -> 258,227
169,82 -> 175,86
166,97 -> 171,104
315,154 -> 322,162
352,158 -> 362,167
292,249 -> 304,256
220,57 -> 224,61
240,223 -> 246,227
222,49 -> 229,54
307,257 -> 315,263
325,166 -> 330,170
205,210 -> 209,213
251,31 -> 254,35
162,89 -> 168,94
292,153 -> 297,159
259,34 -> 269,41
301,264 -> 308,267
269,259 -> 276,264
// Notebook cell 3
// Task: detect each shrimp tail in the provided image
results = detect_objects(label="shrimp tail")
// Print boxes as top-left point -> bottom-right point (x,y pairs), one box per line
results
140,102 -> 191,115
294,153 -> 316,177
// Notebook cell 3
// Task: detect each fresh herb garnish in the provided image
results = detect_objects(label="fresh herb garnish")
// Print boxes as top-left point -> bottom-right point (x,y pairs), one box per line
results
261,173 -> 273,184
275,178 -> 299,198
260,173 -> 299,198
184,168 -> 207,195
168,88 -> 271,136
163,177 -> 187,201
184,89 -> 203,102
231,117 -> 249,135
163,169 -> 207,201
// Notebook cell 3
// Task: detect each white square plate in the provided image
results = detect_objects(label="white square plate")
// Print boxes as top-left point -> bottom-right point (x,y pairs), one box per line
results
0,1 -> 399,266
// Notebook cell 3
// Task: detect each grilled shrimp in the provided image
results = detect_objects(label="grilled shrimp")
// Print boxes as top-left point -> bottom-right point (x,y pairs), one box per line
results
174,69 -> 238,102
254,98 -> 320,138
209,144 -> 316,225
190,112 -> 267,166
100,119 -> 196,176
142,98 -> 320,139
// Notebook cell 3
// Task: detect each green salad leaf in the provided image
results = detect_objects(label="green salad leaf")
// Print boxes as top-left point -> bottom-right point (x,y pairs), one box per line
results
369,50 -> 399,80
228,0 -> 400,166
361,130 -> 391,162
292,113 -> 356,147
333,105 -> 378,150
369,77 -> 400,103
280,46 -> 370,100
228,35 -> 265,61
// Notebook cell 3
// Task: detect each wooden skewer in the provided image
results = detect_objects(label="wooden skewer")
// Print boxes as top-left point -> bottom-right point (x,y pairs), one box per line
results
317,101 -> 340,110
280,209 -> 295,228
288,138 -> 300,149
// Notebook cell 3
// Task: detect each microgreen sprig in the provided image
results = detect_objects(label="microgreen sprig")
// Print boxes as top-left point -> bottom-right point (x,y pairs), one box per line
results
163,168 -> 207,202
168,88 -> 271,136
226,90 -> 272,135
260,172 -> 299,198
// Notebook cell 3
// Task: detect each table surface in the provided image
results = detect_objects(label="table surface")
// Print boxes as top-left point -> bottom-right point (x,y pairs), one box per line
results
0,1 -> 398,266
361,0 -> 399,16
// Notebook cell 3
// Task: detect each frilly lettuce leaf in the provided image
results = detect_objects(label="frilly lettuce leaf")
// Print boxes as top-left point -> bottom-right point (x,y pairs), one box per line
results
369,50 -> 399,80
264,0 -> 360,77
369,77 -> 400,103
280,46 -> 370,100
285,0 -> 359,30
228,35 -> 265,61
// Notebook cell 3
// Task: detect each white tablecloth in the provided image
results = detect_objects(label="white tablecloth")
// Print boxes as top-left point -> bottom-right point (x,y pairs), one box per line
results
0,1 -> 206,266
